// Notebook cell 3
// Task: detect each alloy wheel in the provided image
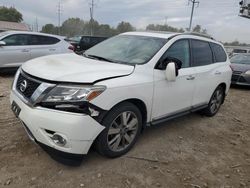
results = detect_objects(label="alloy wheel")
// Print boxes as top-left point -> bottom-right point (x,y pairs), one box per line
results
107,111 -> 139,152
210,89 -> 223,114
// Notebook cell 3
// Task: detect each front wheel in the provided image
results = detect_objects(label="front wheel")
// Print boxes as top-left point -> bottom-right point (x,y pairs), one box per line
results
95,102 -> 142,158
202,86 -> 224,117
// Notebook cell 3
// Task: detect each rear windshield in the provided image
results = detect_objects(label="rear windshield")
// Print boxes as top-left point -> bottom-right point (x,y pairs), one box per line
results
233,49 -> 247,53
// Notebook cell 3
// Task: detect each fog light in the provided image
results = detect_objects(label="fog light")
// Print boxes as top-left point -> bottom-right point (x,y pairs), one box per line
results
51,133 -> 67,147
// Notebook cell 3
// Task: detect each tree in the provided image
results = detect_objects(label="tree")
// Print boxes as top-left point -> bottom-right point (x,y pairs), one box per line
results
41,19 -> 135,37
116,21 -> 135,34
192,25 -> 207,34
0,6 -> 23,22
61,18 -> 85,37
41,24 -> 57,34
146,24 -> 184,33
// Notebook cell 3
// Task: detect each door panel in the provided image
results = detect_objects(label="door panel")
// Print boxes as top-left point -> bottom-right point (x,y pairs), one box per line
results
152,39 -> 196,120
190,39 -> 222,106
152,68 -> 196,120
193,63 -> 228,106
29,45 -> 59,59
0,46 -> 30,67
0,34 -> 30,67
28,35 -> 60,59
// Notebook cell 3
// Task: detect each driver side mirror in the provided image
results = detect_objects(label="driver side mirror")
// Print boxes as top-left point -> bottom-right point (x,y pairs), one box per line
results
0,41 -> 6,46
162,57 -> 182,81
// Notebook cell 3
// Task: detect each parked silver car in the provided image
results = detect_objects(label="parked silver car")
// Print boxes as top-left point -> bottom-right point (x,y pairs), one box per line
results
0,31 -> 74,69
231,54 -> 250,86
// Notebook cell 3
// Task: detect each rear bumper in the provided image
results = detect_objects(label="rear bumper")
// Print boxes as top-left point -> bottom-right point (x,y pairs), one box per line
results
10,91 -> 105,155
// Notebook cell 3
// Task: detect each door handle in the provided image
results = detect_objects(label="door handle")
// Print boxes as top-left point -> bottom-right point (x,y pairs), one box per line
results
49,49 -> 56,51
21,49 -> 29,52
215,71 -> 222,75
186,75 -> 195,80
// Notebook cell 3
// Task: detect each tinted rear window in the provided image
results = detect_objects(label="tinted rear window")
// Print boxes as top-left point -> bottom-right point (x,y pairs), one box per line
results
29,35 -> 60,45
233,49 -> 247,53
191,40 -> 213,66
210,43 -> 227,62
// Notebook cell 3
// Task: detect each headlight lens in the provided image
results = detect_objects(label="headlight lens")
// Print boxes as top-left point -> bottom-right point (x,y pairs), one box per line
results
42,85 -> 106,103
245,70 -> 250,75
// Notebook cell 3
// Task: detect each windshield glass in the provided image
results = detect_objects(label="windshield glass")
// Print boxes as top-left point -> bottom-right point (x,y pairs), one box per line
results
231,54 -> 250,64
84,35 -> 167,65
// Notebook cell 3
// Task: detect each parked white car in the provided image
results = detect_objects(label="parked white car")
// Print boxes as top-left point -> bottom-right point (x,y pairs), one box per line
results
0,31 -> 74,69
10,32 -> 232,164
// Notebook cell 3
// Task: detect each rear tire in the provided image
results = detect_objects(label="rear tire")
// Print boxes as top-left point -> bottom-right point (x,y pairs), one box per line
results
95,102 -> 142,158
202,86 -> 224,117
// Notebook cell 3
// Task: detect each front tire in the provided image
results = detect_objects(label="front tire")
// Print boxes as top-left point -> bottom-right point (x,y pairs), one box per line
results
202,86 -> 224,117
95,102 -> 142,158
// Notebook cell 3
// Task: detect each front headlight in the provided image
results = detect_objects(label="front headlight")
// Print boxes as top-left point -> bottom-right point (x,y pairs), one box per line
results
42,85 -> 106,103
245,70 -> 250,75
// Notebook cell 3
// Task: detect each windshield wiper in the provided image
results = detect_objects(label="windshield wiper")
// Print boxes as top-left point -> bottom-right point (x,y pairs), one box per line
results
83,54 -> 119,63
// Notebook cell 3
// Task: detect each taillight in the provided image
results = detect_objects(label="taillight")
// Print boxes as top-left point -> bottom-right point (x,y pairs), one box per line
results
68,45 -> 75,51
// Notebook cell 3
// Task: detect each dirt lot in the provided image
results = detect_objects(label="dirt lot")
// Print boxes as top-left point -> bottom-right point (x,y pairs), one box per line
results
0,73 -> 250,188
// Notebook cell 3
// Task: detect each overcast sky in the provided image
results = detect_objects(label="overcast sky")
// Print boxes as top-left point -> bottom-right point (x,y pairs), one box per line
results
0,0 -> 249,43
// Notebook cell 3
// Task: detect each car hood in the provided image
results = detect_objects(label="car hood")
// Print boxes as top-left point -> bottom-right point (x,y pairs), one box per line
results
22,53 -> 134,83
231,63 -> 250,73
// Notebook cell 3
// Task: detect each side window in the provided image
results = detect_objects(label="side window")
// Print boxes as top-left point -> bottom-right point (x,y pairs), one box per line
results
29,35 -> 60,45
2,34 -> 29,46
160,40 -> 190,68
210,43 -> 227,62
191,40 -> 213,66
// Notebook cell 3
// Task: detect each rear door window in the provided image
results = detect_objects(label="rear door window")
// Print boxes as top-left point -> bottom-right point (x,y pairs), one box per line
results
29,35 -> 60,45
191,40 -> 213,66
210,43 -> 227,62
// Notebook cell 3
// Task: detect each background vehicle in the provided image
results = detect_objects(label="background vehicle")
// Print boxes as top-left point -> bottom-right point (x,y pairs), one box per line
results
0,31 -> 74,69
66,35 -> 108,55
229,48 -> 248,57
230,54 -> 250,86
10,32 -> 232,163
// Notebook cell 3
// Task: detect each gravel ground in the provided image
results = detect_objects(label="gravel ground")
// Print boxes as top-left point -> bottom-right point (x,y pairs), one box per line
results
0,73 -> 250,188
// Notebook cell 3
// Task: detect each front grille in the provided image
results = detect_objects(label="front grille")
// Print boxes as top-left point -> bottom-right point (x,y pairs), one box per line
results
16,72 -> 41,99
233,71 -> 242,75
239,76 -> 247,83
232,74 -> 240,82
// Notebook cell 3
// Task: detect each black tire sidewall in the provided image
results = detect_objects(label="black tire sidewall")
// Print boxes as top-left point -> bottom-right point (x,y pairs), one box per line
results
206,86 -> 224,116
96,102 -> 142,158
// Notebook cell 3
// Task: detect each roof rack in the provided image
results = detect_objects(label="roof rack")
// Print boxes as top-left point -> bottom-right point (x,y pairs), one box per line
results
183,32 -> 215,40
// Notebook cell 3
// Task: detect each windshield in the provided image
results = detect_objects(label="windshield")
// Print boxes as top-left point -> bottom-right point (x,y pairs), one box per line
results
84,35 -> 167,65
231,54 -> 250,64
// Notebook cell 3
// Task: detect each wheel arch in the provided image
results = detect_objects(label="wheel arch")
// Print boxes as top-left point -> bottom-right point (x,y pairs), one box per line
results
217,82 -> 227,104
104,98 -> 148,131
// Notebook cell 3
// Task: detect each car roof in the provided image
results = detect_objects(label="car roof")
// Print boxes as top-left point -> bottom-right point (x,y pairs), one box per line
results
1,30 -> 65,39
122,31 -> 221,45
122,31 -> 179,39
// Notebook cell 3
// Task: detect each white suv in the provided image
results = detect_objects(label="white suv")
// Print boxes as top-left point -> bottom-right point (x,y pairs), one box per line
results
10,32 -> 232,163
0,31 -> 74,69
